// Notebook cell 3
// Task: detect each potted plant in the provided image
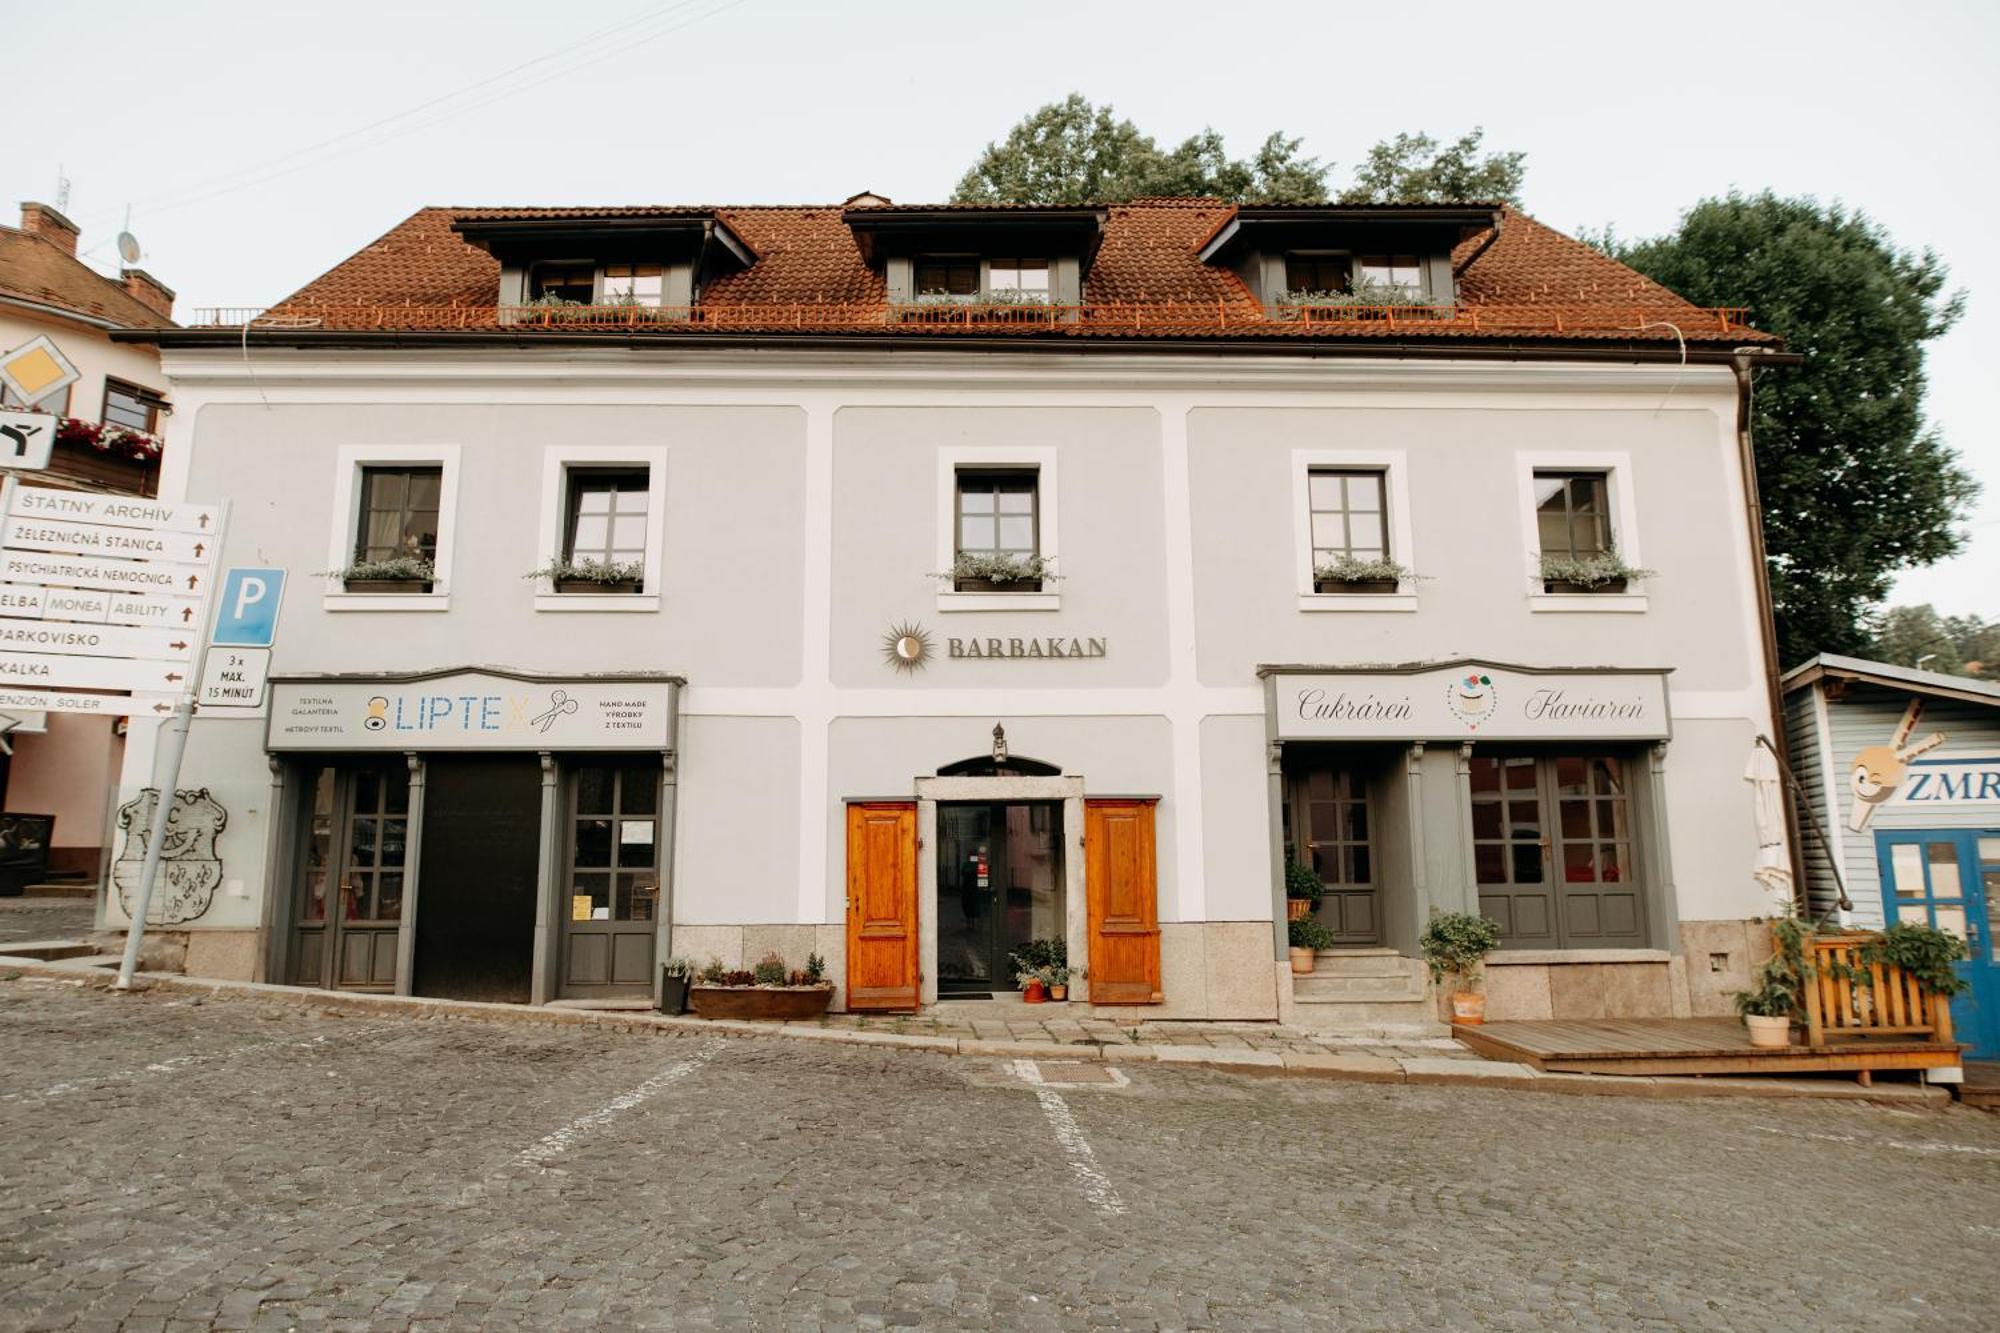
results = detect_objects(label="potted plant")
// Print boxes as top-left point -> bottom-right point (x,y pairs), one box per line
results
1733,975 -> 1799,1048
689,950 -> 834,1021
1538,551 -> 1652,595
327,555 -> 436,594
1420,911 -> 1502,1025
1274,277 -> 1439,321
1011,938 -> 1066,1003
1312,555 -> 1409,595
1288,915 -> 1335,974
937,551 -> 1059,594
524,556 -> 645,595
658,956 -> 695,1015
1284,855 -> 1324,923
1046,963 -> 1072,1002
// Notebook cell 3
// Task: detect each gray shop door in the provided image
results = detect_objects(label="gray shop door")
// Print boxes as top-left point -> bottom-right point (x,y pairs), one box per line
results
1469,754 -> 1646,948
559,760 -> 663,997
289,764 -> 409,992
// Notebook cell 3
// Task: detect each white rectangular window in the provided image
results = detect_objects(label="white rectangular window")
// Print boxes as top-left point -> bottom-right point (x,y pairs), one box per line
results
601,263 -> 663,307
987,259 -> 1050,302
1292,449 -> 1416,611
324,444 -> 460,610
936,445 -> 1059,612
1514,451 -> 1647,613
1356,255 -> 1424,296
534,446 -> 668,611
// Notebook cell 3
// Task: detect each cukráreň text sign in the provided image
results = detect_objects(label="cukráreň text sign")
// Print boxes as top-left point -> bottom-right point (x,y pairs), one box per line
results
1268,661 -> 1671,742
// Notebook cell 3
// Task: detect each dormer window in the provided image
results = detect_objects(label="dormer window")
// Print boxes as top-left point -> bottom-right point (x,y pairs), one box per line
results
915,256 -> 980,301
988,259 -> 1050,303
1284,254 -> 1348,296
1356,255 -> 1424,297
602,263 -> 664,307
529,262 -> 595,304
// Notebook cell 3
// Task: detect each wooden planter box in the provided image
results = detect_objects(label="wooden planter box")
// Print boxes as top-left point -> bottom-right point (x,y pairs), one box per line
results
1314,578 -> 1399,594
1543,577 -> 1627,595
689,984 -> 834,1021
556,579 -> 643,595
955,577 -> 1042,593
344,578 -> 433,594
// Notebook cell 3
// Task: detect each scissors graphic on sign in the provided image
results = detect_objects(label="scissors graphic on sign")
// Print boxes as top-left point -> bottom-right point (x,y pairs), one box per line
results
531,689 -> 579,734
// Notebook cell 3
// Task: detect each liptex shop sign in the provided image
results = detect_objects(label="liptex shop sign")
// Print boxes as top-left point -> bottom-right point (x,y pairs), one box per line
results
265,670 -> 677,751
1269,661 -> 1671,743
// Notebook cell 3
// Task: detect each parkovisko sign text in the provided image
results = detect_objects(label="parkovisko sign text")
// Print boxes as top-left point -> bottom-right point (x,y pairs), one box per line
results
949,636 -> 1107,659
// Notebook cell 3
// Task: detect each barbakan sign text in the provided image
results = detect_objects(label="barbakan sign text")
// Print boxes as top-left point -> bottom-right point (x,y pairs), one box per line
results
948,635 -> 1107,660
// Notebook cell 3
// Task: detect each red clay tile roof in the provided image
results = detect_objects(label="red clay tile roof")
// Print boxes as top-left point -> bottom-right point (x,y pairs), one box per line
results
0,225 -> 174,328
256,201 -> 1766,345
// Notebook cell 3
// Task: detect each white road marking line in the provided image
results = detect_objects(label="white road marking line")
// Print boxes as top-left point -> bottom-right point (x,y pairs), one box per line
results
1011,1058 -> 1130,1216
1754,1125 -> 2000,1158
515,1039 -> 725,1170
2,1023 -> 398,1103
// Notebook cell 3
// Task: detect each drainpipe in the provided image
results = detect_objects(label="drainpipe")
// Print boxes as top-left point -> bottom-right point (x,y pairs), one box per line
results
1731,349 -> 1808,909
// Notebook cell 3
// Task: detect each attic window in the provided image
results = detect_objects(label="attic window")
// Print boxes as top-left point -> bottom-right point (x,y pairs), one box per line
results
988,259 -> 1049,303
1356,255 -> 1424,296
530,262 -> 595,304
1284,254 -> 1348,295
603,263 -> 663,307
915,257 -> 979,299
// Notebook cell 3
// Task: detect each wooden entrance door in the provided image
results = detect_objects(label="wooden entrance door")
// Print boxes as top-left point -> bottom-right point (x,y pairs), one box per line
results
846,802 -> 918,1011
559,760 -> 663,998
1086,798 -> 1161,1005
1288,763 -> 1379,944
289,764 -> 409,992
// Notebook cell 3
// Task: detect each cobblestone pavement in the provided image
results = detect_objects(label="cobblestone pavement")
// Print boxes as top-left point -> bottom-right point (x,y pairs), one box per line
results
0,896 -> 95,947
3,974 -> 1997,1331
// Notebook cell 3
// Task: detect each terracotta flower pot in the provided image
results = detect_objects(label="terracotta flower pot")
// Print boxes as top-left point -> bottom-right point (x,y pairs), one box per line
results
1049,984 -> 1068,1002
1289,946 -> 1317,975
1022,979 -> 1048,1004
1744,1014 -> 1791,1049
1286,898 -> 1314,922
1450,992 -> 1486,1025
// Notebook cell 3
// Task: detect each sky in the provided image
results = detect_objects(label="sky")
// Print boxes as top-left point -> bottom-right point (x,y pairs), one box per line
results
10,0 -> 1996,618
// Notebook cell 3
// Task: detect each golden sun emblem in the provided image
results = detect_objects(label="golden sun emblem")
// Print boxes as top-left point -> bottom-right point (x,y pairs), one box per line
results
882,621 -> 933,673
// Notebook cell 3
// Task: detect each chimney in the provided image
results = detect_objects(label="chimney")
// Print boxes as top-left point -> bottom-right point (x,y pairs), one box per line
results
120,268 -> 176,321
19,201 -> 80,257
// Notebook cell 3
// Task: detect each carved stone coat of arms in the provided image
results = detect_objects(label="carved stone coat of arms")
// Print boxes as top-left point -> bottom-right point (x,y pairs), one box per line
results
112,788 -> 228,925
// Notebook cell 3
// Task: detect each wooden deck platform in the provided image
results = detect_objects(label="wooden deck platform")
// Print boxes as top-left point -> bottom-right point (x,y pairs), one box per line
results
1454,1017 -> 1963,1079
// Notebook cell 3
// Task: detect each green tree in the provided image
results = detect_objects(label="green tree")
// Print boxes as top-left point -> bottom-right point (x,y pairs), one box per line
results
1339,128 -> 1526,205
1871,605 -> 2000,680
951,95 -> 1329,204
1610,193 -> 1975,666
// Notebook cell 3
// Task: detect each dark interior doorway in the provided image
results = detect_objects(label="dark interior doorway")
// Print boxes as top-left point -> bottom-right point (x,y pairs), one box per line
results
413,755 -> 542,1003
936,801 -> 1063,997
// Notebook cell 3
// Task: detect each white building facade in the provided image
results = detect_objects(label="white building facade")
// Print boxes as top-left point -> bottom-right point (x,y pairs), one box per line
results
105,200 -> 1795,1027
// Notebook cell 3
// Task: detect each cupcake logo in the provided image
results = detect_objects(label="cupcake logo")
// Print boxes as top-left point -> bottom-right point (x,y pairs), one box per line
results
1445,672 -> 1498,730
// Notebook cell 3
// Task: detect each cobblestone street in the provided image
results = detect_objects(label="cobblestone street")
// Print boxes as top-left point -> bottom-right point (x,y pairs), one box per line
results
2,973 -> 1998,1331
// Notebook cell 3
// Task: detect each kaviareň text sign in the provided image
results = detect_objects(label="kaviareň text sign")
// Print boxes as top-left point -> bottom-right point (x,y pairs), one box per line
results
1270,662 -> 1671,743
265,671 -> 677,751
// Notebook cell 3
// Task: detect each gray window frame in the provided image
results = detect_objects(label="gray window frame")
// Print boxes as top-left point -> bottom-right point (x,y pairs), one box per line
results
562,466 -> 650,569
1306,466 -> 1391,567
353,465 -> 443,564
1534,468 -> 1614,560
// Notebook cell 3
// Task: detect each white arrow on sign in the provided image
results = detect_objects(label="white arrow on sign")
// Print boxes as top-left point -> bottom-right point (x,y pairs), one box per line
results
1,514 -> 213,564
0,550 -> 206,597
0,651 -> 191,692
0,584 -> 207,629
7,485 -> 218,536
0,688 -> 176,718
0,619 -> 194,661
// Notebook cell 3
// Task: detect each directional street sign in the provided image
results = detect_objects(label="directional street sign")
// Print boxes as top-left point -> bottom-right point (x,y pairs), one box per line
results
213,567 -> 285,647
0,409 -> 56,471
6,487 -> 218,535
198,646 -> 270,709
0,481 -> 223,717
0,688 -> 175,718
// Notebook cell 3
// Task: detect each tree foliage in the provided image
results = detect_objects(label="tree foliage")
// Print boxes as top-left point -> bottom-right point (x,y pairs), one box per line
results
952,95 -> 1329,205
1339,128 -> 1526,205
1870,604 -> 2000,680
1610,193 -> 1975,666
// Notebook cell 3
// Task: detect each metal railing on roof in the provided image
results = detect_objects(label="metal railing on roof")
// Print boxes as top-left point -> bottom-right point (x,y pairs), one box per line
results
188,302 -> 1756,337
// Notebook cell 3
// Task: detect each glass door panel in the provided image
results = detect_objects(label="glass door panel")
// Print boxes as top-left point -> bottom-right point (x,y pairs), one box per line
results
937,805 -> 997,992
559,761 -> 661,996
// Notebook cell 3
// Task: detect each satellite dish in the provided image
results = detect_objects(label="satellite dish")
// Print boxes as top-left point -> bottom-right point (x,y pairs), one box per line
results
116,231 -> 142,265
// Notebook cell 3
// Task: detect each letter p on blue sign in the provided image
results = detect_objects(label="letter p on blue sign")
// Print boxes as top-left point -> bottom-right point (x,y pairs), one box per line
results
213,567 -> 286,647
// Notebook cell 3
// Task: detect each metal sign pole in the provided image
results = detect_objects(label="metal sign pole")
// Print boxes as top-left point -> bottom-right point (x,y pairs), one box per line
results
113,499 -> 229,992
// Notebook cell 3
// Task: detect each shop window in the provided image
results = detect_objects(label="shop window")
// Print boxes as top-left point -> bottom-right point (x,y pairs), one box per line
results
354,466 -> 442,564
569,763 -> 661,925
1468,753 -> 1645,949
102,377 -> 165,434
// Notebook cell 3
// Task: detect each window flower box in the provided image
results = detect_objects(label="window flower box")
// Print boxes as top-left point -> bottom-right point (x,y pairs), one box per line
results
938,552 -> 1058,595
1537,553 -> 1650,595
1311,556 -> 1409,595
526,558 -> 646,595
326,557 -> 437,595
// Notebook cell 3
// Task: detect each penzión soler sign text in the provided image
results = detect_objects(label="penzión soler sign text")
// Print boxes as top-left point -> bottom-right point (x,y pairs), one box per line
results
1271,663 -> 1670,742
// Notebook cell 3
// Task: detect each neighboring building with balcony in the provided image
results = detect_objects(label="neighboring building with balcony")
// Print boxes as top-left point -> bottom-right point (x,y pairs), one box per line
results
0,201 -> 175,882
110,195 -> 1794,1029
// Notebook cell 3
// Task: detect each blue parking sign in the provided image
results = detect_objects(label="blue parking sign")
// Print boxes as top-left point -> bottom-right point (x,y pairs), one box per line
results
213,568 -> 286,647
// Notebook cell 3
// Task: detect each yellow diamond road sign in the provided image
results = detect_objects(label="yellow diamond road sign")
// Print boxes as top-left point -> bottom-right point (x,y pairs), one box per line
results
0,335 -> 81,408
